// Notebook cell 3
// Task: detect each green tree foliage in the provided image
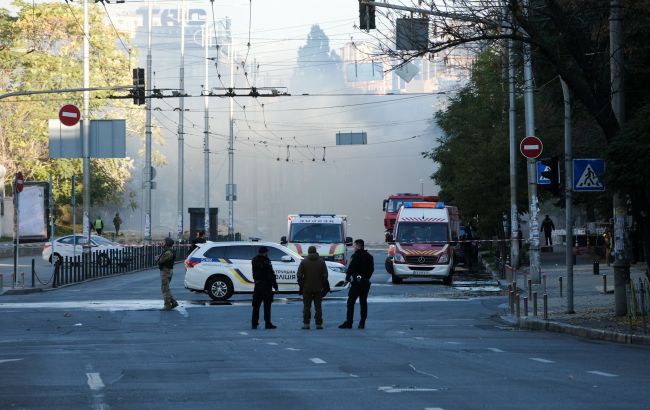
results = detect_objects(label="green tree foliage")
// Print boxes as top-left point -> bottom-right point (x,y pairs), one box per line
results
0,1 -> 136,213
423,50 -> 527,237
290,24 -> 346,93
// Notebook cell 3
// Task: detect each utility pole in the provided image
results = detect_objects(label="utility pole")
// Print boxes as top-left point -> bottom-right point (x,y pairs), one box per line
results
82,0 -> 91,249
522,0 -> 540,284
144,0 -> 153,244
228,34 -> 235,240
561,78 -> 574,314
610,0 -> 629,316
508,10 -> 519,270
203,23 -> 211,240
177,0 -> 186,241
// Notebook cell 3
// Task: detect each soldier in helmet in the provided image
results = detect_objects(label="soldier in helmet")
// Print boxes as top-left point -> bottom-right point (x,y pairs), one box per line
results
156,237 -> 178,310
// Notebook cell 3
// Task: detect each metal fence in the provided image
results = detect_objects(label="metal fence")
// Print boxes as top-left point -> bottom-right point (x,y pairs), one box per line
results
52,243 -> 192,288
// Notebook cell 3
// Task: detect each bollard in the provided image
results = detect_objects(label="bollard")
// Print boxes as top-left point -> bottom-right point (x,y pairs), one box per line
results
542,274 -> 547,295
528,279 -> 532,301
515,294 -> 521,318
603,275 -> 607,294
508,284 -> 513,308
559,276 -> 563,298
31,259 -> 35,287
524,296 -> 528,317
543,294 -> 548,320
20,272 -> 24,288
593,260 -> 600,275
11,273 -> 15,289
0,273 -> 3,288
509,291 -> 515,315
533,292 -> 538,316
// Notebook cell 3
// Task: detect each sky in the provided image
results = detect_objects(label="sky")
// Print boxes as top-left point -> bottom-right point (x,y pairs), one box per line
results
2,0 -> 456,243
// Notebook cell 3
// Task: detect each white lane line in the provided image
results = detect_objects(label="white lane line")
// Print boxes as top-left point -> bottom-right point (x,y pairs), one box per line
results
349,374 -> 359,378
415,336 -> 425,340
487,348 -> 505,353
86,372 -> 105,391
267,342 -> 278,346
310,357 -> 326,364
238,332 -> 249,336
378,386 -> 439,393
529,358 -> 554,364
425,408 -> 445,410
0,358 -> 23,364
588,371 -> 618,377
285,347 -> 300,351
444,341 -> 460,345
409,363 -> 439,379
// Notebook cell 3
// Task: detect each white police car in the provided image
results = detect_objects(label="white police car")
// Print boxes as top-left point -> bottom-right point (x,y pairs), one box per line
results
183,241 -> 349,301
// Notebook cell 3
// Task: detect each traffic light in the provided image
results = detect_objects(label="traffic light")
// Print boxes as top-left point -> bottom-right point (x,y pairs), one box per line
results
359,2 -> 376,30
540,156 -> 560,196
132,68 -> 145,105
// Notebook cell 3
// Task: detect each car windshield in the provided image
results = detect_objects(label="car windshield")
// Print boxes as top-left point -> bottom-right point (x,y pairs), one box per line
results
289,223 -> 342,243
387,199 -> 407,213
396,222 -> 448,243
92,236 -> 116,245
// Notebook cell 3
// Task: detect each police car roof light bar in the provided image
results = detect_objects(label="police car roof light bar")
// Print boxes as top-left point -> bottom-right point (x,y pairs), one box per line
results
403,201 -> 445,209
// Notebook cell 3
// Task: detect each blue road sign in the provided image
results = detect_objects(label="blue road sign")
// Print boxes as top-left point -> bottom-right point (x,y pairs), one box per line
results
536,161 -> 551,185
573,159 -> 605,192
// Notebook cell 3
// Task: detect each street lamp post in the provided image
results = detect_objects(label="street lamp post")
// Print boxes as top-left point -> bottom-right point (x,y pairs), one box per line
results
419,178 -> 424,196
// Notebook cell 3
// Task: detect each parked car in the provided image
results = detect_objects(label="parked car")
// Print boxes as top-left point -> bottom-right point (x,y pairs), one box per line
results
184,241 -> 349,301
42,235 -> 125,266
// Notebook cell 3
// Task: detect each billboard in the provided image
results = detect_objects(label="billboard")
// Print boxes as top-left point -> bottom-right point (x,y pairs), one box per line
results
18,182 -> 50,241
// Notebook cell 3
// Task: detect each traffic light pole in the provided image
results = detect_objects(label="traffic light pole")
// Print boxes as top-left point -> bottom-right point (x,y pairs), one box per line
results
82,0 -> 90,250
144,0 -> 153,244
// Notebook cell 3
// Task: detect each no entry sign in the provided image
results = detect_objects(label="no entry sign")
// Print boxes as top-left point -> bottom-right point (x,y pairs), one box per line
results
59,104 -> 81,127
519,136 -> 543,159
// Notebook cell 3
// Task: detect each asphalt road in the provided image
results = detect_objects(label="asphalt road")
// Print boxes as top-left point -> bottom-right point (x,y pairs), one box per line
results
1,250 -> 648,409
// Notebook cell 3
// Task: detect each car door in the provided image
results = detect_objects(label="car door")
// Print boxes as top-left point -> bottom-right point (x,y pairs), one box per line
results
223,245 -> 257,290
265,245 -> 300,291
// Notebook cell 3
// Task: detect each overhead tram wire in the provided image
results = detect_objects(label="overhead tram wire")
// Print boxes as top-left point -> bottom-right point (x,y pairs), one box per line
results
98,0 -> 132,67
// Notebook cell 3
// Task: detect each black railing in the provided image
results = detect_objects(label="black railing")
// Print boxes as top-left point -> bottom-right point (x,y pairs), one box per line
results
52,244 -> 191,288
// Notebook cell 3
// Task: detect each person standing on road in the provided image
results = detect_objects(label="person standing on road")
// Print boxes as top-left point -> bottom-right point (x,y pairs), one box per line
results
339,239 -> 374,329
156,237 -> 178,310
94,216 -> 104,236
251,246 -> 278,329
297,245 -> 328,330
190,230 -> 206,253
540,215 -> 555,246
112,213 -> 122,237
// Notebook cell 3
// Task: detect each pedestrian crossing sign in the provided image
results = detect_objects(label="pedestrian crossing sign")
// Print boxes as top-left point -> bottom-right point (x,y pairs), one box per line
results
573,159 -> 605,192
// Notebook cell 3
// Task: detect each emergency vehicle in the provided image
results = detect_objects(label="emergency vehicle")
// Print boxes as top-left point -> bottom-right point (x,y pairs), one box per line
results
184,241 -> 348,301
280,214 -> 353,265
382,193 -> 439,237
387,202 -> 460,285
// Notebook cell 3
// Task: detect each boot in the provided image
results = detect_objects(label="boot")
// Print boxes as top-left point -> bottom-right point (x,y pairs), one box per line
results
338,322 -> 352,329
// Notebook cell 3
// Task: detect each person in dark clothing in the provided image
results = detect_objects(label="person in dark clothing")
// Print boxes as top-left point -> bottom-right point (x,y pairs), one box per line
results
190,230 -> 206,253
540,215 -> 555,246
155,237 -> 178,310
339,239 -> 374,329
251,246 -> 278,329
297,245 -> 328,329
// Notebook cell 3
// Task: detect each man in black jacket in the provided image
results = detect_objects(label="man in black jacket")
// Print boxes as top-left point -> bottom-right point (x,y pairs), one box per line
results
339,239 -> 374,329
251,246 -> 279,329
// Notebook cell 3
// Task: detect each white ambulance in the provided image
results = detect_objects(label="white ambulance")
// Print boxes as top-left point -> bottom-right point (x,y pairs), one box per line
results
390,202 -> 460,285
281,214 -> 353,265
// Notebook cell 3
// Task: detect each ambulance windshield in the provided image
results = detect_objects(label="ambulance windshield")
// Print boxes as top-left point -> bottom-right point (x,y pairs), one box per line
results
396,222 -> 448,243
289,223 -> 343,243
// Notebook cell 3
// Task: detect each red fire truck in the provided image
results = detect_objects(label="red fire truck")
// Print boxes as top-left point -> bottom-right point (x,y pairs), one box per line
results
382,193 -> 439,233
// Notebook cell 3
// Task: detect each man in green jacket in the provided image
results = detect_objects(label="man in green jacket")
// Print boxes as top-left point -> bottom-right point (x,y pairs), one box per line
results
156,237 -> 178,310
297,246 -> 328,329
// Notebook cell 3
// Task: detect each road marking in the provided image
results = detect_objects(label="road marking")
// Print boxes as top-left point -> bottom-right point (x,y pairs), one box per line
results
266,342 -> 278,346
588,371 -> 618,377
444,341 -> 460,345
487,348 -> 504,353
285,347 -> 300,351
0,358 -> 23,364
238,332 -> 248,336
409,363 -> 439,379
425,408 -> 445,410
415,336 -> 425,340
349,374 -> 359,378
310,358 -> 326,364
378,386 -> 439,393
529,358 -> 554,364
86,372 -> 105,391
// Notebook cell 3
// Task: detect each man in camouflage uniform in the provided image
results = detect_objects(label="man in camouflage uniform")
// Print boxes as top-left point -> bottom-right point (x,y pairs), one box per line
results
156,237 -> 178,310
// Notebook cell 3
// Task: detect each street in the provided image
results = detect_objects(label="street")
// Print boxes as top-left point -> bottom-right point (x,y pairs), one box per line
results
1,250 -> 648,410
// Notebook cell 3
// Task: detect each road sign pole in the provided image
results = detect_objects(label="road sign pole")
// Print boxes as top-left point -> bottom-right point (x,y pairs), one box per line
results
561,77 -> 575,314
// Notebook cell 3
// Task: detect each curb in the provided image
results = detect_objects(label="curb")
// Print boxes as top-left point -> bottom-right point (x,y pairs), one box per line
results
0,287 -> 43,296
512,315 -> 650,347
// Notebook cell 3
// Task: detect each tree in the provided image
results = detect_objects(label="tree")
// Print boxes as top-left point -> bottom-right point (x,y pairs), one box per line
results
290,24 -> 346,93
0,1 -> 138,218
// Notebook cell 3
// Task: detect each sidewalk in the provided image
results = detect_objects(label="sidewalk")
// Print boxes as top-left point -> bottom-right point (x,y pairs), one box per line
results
495,244 -> 650,346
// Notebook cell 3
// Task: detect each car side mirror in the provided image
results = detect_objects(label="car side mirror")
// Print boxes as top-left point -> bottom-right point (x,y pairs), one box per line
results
280,236 -> 287,245
281,255 -> 292,262
345,237 -> 353,246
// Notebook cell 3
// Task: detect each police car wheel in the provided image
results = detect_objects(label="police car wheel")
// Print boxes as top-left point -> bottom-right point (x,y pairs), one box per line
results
97,253 -> 110,267
206,276 -> 234,301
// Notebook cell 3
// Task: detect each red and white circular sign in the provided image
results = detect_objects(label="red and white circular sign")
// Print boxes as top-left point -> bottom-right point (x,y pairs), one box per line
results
58,104 -> 81,127
519,136 -> 543,159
